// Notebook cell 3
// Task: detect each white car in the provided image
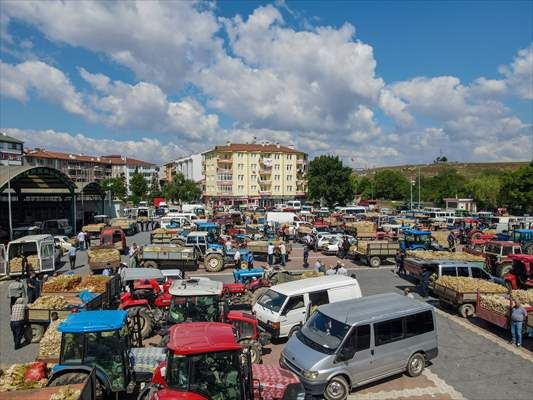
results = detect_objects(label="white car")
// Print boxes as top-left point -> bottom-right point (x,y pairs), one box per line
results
317,233 -> 343,249
54,235 -> 73,253
323,236 -> 356,254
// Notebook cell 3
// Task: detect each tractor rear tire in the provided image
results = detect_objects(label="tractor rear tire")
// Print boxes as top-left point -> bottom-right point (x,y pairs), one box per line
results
143,260 -> 158,269
497,263 -> 512,278
128,307 -> 153,339
205,253 -> 224,272
240,339 -> 262,364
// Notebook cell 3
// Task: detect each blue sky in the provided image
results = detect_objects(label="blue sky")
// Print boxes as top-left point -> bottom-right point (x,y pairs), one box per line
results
0,0 -> 531,166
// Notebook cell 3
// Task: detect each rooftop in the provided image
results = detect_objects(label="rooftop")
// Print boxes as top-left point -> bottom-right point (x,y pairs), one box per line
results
169,278 -> 223,296
320,293 -> 432,326
271,275 -> 356,296
167,322 -> 241,354
58,310 -> 128,333
207,143 -> 304,155
0,132 -> 24,144
23,148 -> 155,167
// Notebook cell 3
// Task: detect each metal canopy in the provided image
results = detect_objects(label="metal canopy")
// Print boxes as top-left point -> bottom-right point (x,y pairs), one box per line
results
76,181 -> 103,196
0,165 -> 76,193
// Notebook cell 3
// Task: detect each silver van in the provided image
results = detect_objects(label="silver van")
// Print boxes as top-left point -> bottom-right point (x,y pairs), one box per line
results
281,293 -> 438,400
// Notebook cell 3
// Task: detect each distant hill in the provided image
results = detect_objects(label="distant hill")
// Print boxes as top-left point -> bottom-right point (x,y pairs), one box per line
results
357,161 -> 530,179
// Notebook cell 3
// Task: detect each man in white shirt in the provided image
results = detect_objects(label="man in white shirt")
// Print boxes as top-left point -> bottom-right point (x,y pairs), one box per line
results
234,250 -> 241,267
267,243 -> 275,266
77,230 -> 86,250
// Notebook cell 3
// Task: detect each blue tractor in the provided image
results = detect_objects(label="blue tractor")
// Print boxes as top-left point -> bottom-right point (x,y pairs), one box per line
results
512,229 -> 533,254
47,310 -> 165,397
400,229 -> 443,251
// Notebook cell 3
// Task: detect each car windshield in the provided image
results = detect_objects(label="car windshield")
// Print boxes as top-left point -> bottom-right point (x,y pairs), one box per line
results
167,351 -> 241,400
169,295 -> 220,323
298,311 -> 350,354
257,289 -> 287,313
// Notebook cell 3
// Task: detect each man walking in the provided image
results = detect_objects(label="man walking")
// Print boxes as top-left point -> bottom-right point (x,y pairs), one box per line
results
510,300 -> 527,347
77,230 -> 87,250
26,272 -> 39,304
303,244 -> 309,268
267,242 -> 274,266
10,298 -> 27,350
279,242 -> 287,267
8,277 -> 24,307
68,245 -> 77,270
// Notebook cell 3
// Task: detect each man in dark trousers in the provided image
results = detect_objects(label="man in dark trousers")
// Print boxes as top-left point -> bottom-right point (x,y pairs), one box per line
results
10,298 -> 27,349
448,231 -> 456,252
303,244 -> 309,268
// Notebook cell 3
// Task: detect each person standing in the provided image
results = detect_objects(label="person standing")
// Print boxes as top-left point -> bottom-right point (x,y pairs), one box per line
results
267,242 -> 274,266
510,300 -> 527,347
303,244 -> 309,268
68,245 -> 77,270
246,251 -> 254,270
279,242 -> 287,267
26,272 -> 39,304
234,249 -> 241,268
447,231 -> 456,252
398,250 -> 406,276
10,298 -> 27,350
8,277 -> 24,307
129,243 -> 139,268
77,230 -> 87,250
419,268 -> 431,297
395,250 -> 402,273
313,259 -> 322,273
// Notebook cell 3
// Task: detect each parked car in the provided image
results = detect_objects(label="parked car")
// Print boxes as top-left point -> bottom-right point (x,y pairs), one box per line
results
281,293 -> 438,400
54,235 -> 73,253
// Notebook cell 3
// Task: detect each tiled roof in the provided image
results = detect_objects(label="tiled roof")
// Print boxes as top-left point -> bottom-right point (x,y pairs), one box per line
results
24,149 -> 155,166
209,143 -> 304,155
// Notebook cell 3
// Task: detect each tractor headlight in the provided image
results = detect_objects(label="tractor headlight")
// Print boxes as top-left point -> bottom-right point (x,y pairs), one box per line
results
302,369 -> 319,380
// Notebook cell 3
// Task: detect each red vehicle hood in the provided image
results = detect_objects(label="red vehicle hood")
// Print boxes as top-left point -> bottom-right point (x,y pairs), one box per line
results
154,389 -> 207,400
252,364 -> 300,400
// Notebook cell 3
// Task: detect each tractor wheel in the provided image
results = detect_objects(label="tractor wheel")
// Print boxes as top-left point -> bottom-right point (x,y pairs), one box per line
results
204,253 -> 224,272
49,372 -> 106,399
143,260 -> 158,269
252,287 -> 269,306
497,263 -> 513,278
458,303 -> 475,318
127,307 -> 153,339
28,324 -> 45,343
240,339 -> 262,364
369,256 -> 381,268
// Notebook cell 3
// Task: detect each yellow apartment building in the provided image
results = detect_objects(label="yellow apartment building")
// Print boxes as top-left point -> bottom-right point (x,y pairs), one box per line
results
203,143 -> 308,207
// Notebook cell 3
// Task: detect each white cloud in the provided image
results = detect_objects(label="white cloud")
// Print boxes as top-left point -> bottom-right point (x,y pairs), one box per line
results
499,44 -> 533,100
0,60 -> 88,116
2,0 -> 222,90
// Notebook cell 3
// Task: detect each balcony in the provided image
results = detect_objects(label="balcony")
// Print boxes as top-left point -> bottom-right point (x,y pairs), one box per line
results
217,157 -> 233,165
217,168 -> 232,174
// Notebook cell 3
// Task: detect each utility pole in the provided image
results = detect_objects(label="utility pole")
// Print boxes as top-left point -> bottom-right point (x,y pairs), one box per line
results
410,179 -> 414,211
418,166 -> 421,209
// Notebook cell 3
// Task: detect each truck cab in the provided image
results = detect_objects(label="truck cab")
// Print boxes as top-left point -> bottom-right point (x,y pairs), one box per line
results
144,322 -> 304,400
504,254 -> 533,290
484,240 -> 522,278
400,229 -> 442,251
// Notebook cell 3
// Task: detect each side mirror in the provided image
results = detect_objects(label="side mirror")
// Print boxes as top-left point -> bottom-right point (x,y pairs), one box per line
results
336,346 -> 356,362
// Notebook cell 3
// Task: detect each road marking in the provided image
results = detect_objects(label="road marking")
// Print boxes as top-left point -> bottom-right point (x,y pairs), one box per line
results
348,369 -> 466,400
433,308 -> 533,363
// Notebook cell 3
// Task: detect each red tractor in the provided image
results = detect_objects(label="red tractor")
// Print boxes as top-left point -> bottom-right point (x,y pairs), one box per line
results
484,240 -> 523,278
140,322 -> 305,400
503,254 -> 533,290
100,227 -> 127,254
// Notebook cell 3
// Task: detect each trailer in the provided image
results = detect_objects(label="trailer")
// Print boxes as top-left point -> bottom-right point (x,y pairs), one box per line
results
352,240 -> 399,267
476,292 -> 533,331
87,246 -> 121,273
432,282 -> 505,318
140,244 -> 198,270
110,217 -> 137,236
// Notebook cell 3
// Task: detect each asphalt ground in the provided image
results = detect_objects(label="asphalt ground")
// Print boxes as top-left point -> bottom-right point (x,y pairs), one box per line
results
1,231 -> 532,400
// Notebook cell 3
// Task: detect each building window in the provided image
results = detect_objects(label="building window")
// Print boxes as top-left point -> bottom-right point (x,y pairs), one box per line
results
287,185 -> 293,191
274,175 -> 280,181
238,175 -> 244,181
286,164 -> 292,171
287,154 -> 292,160
274,154 -> 280,160
251,185 -> 257,190
238,163 -> 244,170
251,175 -> 257,181
274,164 -> 280,170
274,185 -> 280,191
250,163 -> 257,170
287,175 -> 292,181
238,185 -> 244,191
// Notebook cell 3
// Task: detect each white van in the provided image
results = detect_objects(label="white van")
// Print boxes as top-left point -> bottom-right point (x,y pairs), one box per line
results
286,200 -> 302,211
5,234 -> 59,276
253,275 -> 362,339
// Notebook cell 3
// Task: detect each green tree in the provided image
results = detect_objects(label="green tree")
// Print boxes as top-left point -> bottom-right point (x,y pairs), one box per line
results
129,168 -> 148,204
465,175 -> 502,210
373,170 -> 410,200
100,177 -> 127,200
162,172 -> 201,203
148,175 -> 162,199
308,155 -> 354,207
499,164 -> 533,214
424,167 -> 467,205
356,176 -> 373,199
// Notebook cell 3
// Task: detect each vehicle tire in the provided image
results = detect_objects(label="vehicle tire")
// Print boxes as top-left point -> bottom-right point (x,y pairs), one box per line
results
127,307 -> 153,339
49,372 -> 106,399
406,353 -> 426,377
324,375 -> 350,400
369,256 -> 381,268
252,287 -> 269,306
143,260 -> 158,269
240,339 -> 262,364
497,263 -> 512,278
204,253 -> 224,272
29,324 -> 45,343
288,325 -> 300,338
458,303 -> 476,318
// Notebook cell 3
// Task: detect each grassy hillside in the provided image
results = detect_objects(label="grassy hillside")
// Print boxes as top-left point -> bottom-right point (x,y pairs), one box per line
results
358,161 -> 529,179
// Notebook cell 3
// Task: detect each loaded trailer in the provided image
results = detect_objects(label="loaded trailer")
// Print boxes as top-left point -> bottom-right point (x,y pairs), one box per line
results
351,240 -> 399,267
